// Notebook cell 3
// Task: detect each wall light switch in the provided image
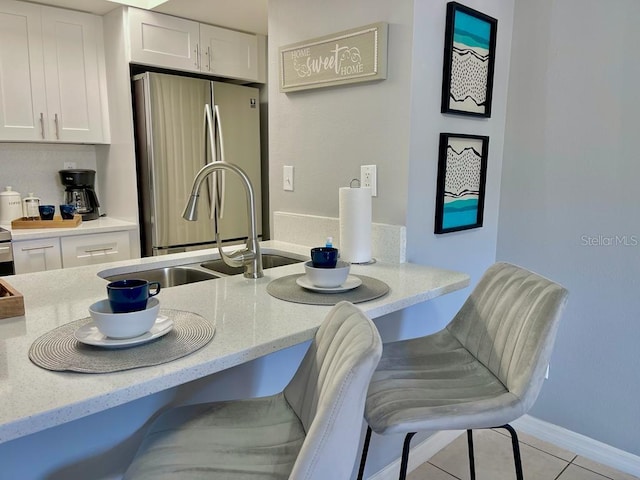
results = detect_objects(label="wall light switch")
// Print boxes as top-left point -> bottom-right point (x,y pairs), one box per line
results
283,165 -> 294,191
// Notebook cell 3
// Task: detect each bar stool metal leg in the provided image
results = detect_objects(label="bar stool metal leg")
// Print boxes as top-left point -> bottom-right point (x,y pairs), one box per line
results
467,429 -> 476,480
398,432 -> 416,480
357,426 -> 373,480
496,424 -> 524,480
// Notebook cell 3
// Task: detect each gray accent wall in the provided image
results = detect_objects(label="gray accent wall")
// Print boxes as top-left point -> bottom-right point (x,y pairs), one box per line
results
269,0 -> 516,476
498,0 -> 640,456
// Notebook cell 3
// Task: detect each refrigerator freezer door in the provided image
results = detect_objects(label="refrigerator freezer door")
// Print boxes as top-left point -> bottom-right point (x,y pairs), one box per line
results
137,73 -> 214,254
211,81 -> 262,242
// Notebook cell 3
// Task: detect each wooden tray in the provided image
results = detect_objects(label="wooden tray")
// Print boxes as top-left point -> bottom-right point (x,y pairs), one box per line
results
11,215 -> 82,229
0,278 -> 25,319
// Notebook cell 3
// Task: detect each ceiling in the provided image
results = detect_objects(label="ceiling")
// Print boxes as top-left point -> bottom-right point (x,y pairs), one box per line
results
29,0 -> 268,35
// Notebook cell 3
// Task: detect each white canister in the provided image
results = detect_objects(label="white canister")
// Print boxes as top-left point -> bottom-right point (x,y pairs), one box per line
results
0,186 -> 23,223
23,192 -> 40,220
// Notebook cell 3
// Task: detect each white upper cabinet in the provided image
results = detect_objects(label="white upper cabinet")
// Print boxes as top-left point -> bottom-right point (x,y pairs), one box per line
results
127,7 -> 261,83
0,0 -> 109,143
0,1 -> 47,141
200,24 -> 258,82
128,8 -> 200,73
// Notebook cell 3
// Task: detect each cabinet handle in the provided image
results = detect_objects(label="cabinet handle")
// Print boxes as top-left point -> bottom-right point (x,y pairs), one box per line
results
83,247 -> 114,253
54,113 -> 60,139
194,44 -> 199,68
0,246 -> 10,252
21,245 -> 54,252
207,46 -> 212,71
40,113 -> 45,139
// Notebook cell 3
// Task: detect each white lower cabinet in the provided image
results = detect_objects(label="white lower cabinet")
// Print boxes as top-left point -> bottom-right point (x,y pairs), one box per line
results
13,231 -> 132,273
61,231 -> 131,268
12,237 -> 62,274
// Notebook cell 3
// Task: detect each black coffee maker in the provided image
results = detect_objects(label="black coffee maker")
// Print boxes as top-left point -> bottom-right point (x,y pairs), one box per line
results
59,169 -> 101,220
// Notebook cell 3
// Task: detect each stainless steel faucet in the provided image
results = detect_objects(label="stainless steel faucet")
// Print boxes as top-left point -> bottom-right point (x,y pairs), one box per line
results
182,161 -> 263,279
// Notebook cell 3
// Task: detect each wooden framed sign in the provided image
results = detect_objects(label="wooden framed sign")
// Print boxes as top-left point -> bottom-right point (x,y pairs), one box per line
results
279,22 -> 388,93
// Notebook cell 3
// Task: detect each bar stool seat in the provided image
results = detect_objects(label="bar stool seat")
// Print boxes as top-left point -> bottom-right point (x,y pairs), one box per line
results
124,301 -> 383,480
357,262 -> 569,480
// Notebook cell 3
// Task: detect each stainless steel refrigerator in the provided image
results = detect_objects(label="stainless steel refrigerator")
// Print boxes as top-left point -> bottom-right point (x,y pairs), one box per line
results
132,72 -> 262,256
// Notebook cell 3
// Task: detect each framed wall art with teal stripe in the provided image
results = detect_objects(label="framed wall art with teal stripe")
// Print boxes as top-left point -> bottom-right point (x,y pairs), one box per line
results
434,133 -> 489,234
441,2 -> 498,117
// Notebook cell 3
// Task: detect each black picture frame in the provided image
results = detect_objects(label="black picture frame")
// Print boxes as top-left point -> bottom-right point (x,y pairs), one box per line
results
435,133 -> 489,234
441,2 -> 498,117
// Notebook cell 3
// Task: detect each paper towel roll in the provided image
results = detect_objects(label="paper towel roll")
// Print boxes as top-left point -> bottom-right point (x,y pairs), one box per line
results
339,186 -> 372,263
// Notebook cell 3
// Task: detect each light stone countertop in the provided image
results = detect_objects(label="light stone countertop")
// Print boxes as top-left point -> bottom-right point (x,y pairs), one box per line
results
2,216 -> 138,241
0,240 -> 469,444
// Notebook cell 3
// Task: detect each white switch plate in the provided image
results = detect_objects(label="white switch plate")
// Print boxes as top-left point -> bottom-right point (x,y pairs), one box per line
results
64,161 -> 77,169
283,165 -> 294,191
360,165 -> 377,196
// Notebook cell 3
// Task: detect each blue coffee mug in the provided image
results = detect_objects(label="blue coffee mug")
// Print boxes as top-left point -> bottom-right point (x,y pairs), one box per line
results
60,204 -> 76,219
38,205 -> 55,220
311,247 -> 338,268
107,279 -> 161,313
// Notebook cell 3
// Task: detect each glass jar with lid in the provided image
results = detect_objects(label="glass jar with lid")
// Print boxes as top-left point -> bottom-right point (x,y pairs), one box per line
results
22,193 -> 40,220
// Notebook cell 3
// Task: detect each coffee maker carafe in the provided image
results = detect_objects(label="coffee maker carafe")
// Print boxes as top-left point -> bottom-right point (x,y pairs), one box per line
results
59,169 -> 101,220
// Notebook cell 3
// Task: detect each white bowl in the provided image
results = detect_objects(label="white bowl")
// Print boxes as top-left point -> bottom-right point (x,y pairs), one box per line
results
304,260 -> 351,287
89,297 -> 160,339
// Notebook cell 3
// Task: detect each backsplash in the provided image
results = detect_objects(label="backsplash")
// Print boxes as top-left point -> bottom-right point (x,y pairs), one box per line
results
272,211 -> 406,263
0,143 -> 98,208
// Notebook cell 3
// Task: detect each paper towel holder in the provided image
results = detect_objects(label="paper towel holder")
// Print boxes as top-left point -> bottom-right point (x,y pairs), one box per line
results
342,178 -> 377,265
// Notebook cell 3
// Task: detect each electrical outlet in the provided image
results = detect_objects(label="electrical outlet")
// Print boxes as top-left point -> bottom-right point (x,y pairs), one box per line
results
64,161 -> 77,169
283,165 -> 294,191
360,165 -> 377,196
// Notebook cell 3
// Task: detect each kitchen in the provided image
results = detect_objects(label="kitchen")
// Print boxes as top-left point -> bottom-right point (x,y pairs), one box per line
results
1,0 -> 639,479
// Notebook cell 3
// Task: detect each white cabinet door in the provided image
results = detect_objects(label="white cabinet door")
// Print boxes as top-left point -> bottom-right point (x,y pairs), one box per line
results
128,7 -> 200,73
0,0 -> 47,141
200,24 -> 258,82
41,7 -> 107,143
0,1 -> 108,143
12,238 -> 62,274
61,231 -> 131,268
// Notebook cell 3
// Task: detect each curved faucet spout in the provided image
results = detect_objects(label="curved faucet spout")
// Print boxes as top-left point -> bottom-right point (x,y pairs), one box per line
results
182,161 -> 263,279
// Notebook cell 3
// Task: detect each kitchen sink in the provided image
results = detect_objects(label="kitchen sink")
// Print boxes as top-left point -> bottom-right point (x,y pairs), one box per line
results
101,253 -> 305,288
104,265 -> 220,288
200,253 -> 305,276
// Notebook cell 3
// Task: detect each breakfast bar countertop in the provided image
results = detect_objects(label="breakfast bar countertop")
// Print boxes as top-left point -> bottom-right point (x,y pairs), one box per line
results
0,241 -> 470,444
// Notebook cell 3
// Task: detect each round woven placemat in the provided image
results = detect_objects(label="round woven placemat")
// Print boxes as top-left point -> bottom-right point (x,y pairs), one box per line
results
29,309 -> 215,373
267,274 -> 389,305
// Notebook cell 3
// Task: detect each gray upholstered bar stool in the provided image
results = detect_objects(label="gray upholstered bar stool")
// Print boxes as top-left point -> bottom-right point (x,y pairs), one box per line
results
124,301 -> 382,480
357,262 -> 568,480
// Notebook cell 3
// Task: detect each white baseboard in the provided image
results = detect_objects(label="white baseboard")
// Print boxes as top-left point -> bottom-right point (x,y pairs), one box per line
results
367,430 -> 464,480
366,416 -> 640,480
513,415 -> 640,477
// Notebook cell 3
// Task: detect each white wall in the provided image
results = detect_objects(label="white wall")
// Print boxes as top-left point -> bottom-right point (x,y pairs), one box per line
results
267,0 -> 414,226
498,0 -> 640,456
0,143 -> 99,212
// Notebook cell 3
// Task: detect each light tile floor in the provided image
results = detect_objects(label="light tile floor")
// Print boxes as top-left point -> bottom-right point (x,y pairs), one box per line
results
408,429 -> 639,480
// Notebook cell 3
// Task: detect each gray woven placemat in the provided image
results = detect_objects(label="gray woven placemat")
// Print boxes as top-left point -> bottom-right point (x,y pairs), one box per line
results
267,274 -> 389,305
29,309 -> 215,373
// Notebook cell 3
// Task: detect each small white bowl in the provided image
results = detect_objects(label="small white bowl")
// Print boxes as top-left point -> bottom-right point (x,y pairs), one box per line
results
89,297 -> 160,339
304,260 -> 351,288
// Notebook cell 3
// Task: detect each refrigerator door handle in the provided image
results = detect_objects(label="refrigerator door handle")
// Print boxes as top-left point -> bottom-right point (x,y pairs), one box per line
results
204,104 -> 225,221
213,104 -> 226,217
